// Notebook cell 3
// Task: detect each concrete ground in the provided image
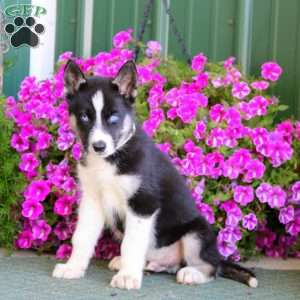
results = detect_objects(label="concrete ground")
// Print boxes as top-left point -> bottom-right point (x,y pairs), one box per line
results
1,250 -> 300,300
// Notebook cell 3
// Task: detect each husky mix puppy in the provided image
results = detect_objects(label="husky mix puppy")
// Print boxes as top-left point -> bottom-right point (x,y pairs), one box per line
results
52,60 -> 258,290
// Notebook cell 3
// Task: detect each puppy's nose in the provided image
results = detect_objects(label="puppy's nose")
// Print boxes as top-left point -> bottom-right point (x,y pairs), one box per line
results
92,141 -> 106,153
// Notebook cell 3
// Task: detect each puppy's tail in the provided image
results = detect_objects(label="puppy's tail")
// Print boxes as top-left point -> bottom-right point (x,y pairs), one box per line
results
218,260 -> 258,288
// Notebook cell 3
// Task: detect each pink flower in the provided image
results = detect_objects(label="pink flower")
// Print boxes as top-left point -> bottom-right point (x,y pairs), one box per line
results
196,203 -> 215,224
211,76 -> 224,88
194,72 -> 209,89
276,120 -> 293,143
21,200 -> 43,220
24,180 -> 51,202
279,206 -> 294,224
47,160 -> 71,188
71,143 -> 82,161
290,181 -> 300,204
205,152 -> 224,178
209,104 -> 225,123
95,235 -> 120,260
11,134 -> 29,152
256,183 -> 272,203
268,135 -> 293,167
223,148 -> 251,179
222,158 -> 241,179
233,185 -> 254,206
251,127 -> 269,147
54,195 -> 75,216
218,226 -> 242,244
225,67 -> 241,84
261,62 -> 282,81
205,128 -> 225,148
143,108 -> 165,136
221,200 -> 243,227
16,230 -> 33,249
57,130 -> 75,151
54,222 -> 73,241
166,107 -> 177,120
145,41 -> 162,57
230,250 -> 241,262
248,96 -> 269,116
286,217 -> 300,236
242,213 -> 257,231
217,239 -> 237,257
20,124 -> 36,139
19,153 -> 40,173
231,149 -> 252,167
251,80 -> 269,90
156,142 -> 171,155
176,102 -> 198,123
36,131 -> 52,150
112,29 -> 133,48
62,176 -> 77,193
32,220 -> 51,241
147,84 -> 164,109
232,81 -> 251,99
58,51 -> 73,62
191,53 -> 207,73
193,121 -> 206,140
224,108 -> 241,127
243,159 -> 265,182
13,111 -> 32,127
183,140 -> 197,153
217,226 -> 241,257
56,244 -> 72,260
268,186 -> 286,208
223,57 -> 235,70
192,179 -> 205,201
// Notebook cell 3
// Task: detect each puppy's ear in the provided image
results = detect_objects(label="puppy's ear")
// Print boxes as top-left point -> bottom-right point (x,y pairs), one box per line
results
64,60 -> 86,96
112,61 -> 137,99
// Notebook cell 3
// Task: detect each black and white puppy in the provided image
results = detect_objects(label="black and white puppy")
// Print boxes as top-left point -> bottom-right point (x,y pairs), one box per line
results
52,60 -> 258,290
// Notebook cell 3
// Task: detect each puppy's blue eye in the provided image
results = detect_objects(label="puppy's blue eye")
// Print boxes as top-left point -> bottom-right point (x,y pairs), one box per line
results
107,113 -> 119,125
80,113 -> 89,123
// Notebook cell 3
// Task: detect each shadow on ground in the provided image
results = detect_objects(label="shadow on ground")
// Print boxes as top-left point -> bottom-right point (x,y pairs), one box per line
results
0,256 -> 299,300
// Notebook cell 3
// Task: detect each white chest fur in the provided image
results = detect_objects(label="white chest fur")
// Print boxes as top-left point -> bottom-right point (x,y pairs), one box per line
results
77,153 -> 141,227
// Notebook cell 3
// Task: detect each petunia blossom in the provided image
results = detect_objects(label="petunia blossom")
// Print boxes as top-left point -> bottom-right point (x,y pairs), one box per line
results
242,213 -> 257,231
261,61 -> 282,81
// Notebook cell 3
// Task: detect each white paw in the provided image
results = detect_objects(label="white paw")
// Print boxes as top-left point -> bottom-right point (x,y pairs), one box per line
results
145,261 -> 166,272
52,263 -> 85,279
108,256 -> 122,271
110,271 -> 142,290
176,267 -> 209,285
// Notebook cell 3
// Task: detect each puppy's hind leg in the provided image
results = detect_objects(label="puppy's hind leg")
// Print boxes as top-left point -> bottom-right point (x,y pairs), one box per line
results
53,194 -> 104,279
108,256 -> 122,271
177,219 -> 220,285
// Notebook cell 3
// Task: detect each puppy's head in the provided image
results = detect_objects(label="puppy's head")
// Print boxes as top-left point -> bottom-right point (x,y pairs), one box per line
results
64,60 -> 137,158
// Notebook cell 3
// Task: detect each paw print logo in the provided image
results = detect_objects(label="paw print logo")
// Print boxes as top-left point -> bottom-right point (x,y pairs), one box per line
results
5,16 -> 44,48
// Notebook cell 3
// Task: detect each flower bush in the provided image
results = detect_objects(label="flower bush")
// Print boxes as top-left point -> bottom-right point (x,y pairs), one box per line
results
3,29 -> 300,261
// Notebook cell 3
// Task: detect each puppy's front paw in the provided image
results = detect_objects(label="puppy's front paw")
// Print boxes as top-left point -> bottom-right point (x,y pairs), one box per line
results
110,271 -> 142,290
108,256 -> 122,271
52,263 -> 85,279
